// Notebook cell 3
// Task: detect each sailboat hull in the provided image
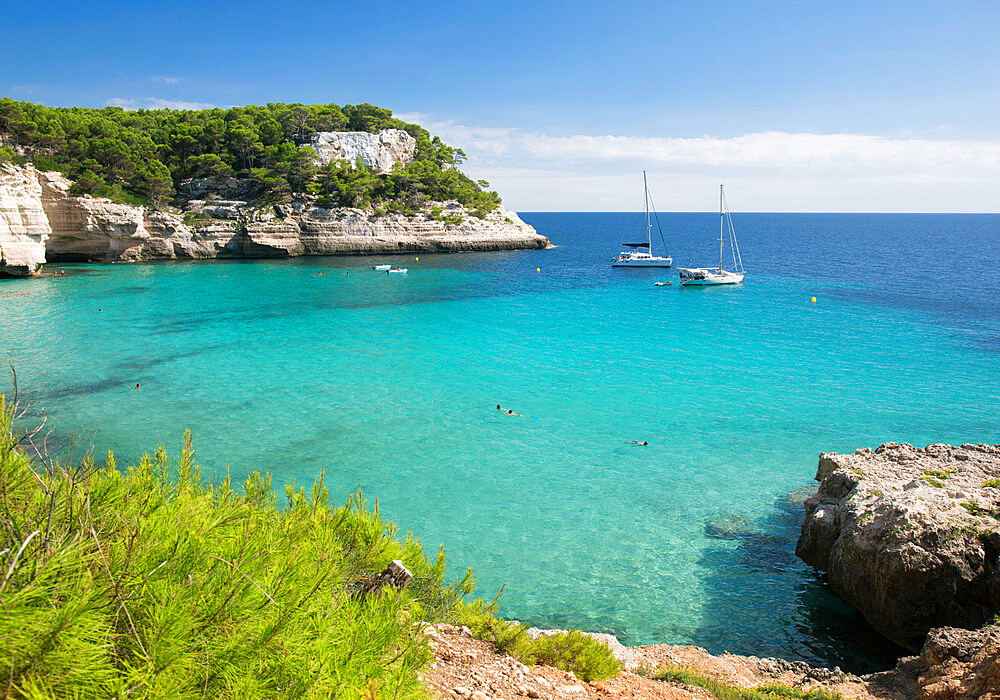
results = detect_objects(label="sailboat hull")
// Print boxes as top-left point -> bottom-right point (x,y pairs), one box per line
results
680,275 -> 744,286
612,256 -> 673,268
679,270 -> 744,286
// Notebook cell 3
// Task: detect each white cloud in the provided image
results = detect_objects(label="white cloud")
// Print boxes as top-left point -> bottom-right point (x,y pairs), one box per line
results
106,97 -> 216,111
396,114 -> 1000,212
151,76 -> 182,84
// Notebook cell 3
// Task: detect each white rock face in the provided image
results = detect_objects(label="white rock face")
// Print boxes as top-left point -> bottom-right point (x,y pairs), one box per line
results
309,129 -> 417,173
0,164 -> 50,276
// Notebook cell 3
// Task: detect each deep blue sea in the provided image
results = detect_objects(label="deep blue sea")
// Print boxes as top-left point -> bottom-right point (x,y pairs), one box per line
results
2,212 -> 999,672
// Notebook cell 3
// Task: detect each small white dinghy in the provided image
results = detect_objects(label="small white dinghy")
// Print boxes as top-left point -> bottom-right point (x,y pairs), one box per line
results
372,264 -> 392,271
387,268 -> 408,274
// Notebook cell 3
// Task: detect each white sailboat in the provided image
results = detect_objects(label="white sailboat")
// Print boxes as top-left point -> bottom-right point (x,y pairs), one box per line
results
679,185 -> 745,286
611,172 -> 673,268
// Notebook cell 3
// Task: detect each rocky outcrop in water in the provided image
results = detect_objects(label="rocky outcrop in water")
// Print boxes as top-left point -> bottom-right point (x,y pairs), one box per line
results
309,129 -> 416,172
797,442 -> 1000,651
0,163 -> 547,276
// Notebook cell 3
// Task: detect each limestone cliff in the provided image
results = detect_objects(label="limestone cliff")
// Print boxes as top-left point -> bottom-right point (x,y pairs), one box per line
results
0,164 -> 547,276
796,442 -> 1000,651
0,164 -> 50,276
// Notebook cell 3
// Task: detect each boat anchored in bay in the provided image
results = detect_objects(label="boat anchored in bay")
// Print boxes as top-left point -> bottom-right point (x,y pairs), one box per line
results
679,184 -> 745,286
612,172 -> 673,268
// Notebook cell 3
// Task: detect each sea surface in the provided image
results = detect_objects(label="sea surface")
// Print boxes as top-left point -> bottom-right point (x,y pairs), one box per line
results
2,212 -> 999,672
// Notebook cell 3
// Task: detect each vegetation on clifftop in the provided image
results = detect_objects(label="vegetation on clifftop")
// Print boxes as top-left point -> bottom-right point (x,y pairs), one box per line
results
0,99 -> 501,216
0,393 -> 616,698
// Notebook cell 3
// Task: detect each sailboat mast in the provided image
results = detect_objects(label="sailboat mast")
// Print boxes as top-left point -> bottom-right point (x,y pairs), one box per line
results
644,170 -> 651,251
719,184 -> 724,271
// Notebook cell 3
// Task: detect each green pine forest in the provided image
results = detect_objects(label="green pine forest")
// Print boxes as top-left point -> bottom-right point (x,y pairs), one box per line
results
0,99 -> 501,217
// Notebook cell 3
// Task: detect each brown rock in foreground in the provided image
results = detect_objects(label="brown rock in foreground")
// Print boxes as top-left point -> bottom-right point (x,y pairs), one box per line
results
919,625 -> 1000,699
796,442 -> 1000,651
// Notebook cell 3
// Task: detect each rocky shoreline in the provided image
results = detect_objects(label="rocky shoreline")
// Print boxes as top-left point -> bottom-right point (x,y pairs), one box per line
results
0,163 -> 549,277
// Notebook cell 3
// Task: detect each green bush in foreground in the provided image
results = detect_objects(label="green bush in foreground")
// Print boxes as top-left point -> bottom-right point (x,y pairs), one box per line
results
0,393 -> 620,697
522,630 -> 620,682
656,668 -> 841,700
451,601 -> 619,682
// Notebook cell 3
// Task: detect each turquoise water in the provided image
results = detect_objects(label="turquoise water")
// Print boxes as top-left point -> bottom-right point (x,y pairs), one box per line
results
2,213 -> 999,671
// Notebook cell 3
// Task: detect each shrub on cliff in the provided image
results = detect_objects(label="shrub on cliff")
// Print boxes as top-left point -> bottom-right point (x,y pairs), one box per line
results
656,668 -> 842,700
0,98 -> 502,214
522,630 -> 621,682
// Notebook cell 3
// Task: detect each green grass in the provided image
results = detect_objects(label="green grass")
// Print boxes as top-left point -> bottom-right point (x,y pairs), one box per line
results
984,479 -> 1000,488
656,668 -> 841,700
0,392 -> 622,697
923,469 -> 956,480
960,500 -> 1000,520
922,476 -> 945,488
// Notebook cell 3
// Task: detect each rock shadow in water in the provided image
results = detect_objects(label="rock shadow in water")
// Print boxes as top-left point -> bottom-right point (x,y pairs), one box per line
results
692,486 -> 906,674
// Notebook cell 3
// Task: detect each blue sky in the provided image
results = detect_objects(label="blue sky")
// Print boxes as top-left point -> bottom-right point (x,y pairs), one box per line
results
4,1 -> 999,211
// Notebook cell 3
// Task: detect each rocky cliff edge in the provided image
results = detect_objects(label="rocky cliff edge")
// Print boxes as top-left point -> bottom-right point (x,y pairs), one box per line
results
0,163 -> 548,277
796,442 -> 1000,651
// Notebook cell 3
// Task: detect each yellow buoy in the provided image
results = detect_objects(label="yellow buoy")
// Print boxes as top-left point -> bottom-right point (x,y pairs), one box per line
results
415,256 -> 419,261
536,267 -> 541,272
811,297 -> 817,303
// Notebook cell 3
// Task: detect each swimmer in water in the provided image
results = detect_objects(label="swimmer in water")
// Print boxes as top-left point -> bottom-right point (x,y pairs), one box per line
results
506,409 -> 525,417
135,383 -> 140,389
628,440 -> 648,445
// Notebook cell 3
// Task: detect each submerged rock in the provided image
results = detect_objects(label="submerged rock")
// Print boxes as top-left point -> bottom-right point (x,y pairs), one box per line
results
796,442 -> 1000,651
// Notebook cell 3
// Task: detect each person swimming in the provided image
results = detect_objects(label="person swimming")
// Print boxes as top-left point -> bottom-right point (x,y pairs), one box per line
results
628,440 -> 648,445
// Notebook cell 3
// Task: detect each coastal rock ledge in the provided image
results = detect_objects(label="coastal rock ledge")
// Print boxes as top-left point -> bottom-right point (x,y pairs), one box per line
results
0,163 -> 549,277
796,442 -> 1000,651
